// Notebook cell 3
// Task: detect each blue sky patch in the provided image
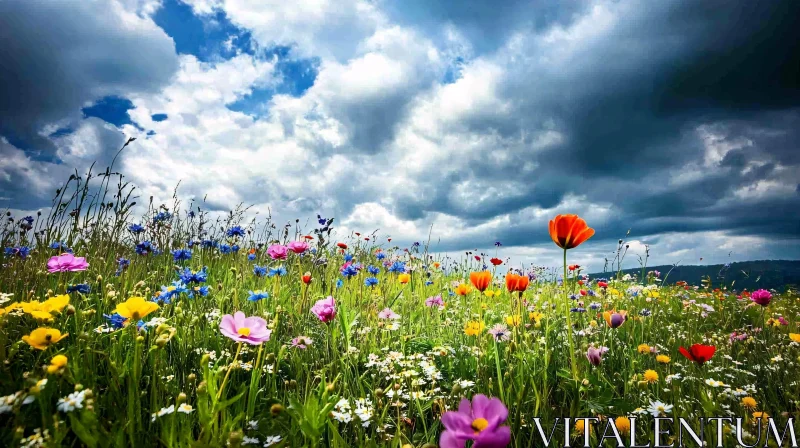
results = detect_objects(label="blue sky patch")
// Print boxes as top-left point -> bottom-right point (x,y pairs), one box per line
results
153,0 -> 255,62
151,113 -> 168,122
82,96 -> 134,127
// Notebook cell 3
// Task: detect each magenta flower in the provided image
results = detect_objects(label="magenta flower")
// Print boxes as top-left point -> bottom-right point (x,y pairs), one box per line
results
286,241 -> 309,254
47,253 -> 89,273
586,346 -> 609,366
311,296 -> 336,323
750,289 -> 772,306
440,394 -> 511,448
219,311 -> 272,345
267,244 -> 288,260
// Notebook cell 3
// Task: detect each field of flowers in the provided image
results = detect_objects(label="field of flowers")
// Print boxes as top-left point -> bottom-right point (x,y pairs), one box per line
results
1,170 -> 799,447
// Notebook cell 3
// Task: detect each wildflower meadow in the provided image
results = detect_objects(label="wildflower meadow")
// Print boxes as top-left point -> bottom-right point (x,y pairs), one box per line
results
1,167 -> 798,448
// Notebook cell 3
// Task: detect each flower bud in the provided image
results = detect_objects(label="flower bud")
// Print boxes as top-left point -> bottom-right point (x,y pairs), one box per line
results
177,393 -> 187,404
197,381 -> 208,395
270,403 -> 285,416
228,430 -> 244,448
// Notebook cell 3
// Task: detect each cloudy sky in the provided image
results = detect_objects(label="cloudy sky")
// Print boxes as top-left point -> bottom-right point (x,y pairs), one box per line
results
1,0 -> 799,270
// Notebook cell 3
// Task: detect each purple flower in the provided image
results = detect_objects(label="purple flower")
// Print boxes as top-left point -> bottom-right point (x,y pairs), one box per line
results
267,244 -> 288,260
440,394 -> 511,448
219,311 -> 272,345
311,296 -> 336,323
287,241 -> 309,254
47,253 -> 89,273
750,289 -> 772,306
586,346 -> 609,366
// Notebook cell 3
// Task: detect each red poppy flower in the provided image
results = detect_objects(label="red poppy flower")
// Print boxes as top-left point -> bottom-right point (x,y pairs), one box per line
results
580,289 -> 587,296
303,235 -> 314,240
249,248 -> 256,255
337,242 -> 348,249
302,272 -> 312,285
490,257 -> 503,266
474,255 -> 481,261
548,214 -> 595,250
679,344 -> 716,366
597,281 -> 608,288
578,280 -> 584,286
387,238 -> 392,242
568,264 -> 580,271
364,237 -> 370,241
355,232 -> 361,236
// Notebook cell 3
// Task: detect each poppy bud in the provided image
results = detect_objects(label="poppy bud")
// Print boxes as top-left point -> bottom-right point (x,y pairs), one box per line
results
177,393 -> 187,404
197,381 -> 208,395
187,373 -> 196,383
375,388 -> 384,398
228,430 -> 244,447
288,380 -> 297,389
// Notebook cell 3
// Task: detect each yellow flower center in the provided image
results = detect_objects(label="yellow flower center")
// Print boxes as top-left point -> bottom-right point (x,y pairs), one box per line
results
471,418 -> 489,433
238,327 -> 251,337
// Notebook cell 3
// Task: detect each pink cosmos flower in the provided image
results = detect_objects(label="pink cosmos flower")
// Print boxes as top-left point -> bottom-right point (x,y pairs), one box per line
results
425,295 -> 444,308
47,253 -> 89,273
311,296 -> 336,323
378,307 -> 400,320
286,241 -> 309,254
440,394 -> 511,448
267,244 -> 288,260
750,289 -> 772,306
291,336 -> 313,349
219,311 -> 272,345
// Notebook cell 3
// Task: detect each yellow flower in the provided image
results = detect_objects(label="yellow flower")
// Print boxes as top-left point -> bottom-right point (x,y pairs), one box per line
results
114,297 -> 159,321
752,412 -> 769,425
528,312 -> 543,323
47,354 -> 68,374
18,295 -> 71,320
484,290 -> 499,298
22,327 -> 69,350
637,344 -> 651,354
656,355 -> 671,364
505,315 -> 521,327
741,397 -> 757,410
454,283 -> 472,296
574,419 -> 587,434
643,369 -> 659,383
398,273 -> 411,284
615,417 -> 631,435
789,333 -> 800,343
464,321 -> 485,336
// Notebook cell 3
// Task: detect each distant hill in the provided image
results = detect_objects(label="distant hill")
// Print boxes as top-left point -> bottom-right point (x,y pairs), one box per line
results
589,260 -> 800,292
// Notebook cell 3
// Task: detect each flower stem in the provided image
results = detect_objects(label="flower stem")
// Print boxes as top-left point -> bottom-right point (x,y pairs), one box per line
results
217,342 -> 243,400
564,249 -> 579,382
494,339 -> 506,403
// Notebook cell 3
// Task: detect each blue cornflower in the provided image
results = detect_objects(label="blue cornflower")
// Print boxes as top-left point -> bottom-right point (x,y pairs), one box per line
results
587,290 -> 597,297
67,284 -> 91,294
341,264 -> 359,278
135,241 -> 157,256
364,277 -> 379,287
188,285 -> 209,298
153,212 -> 171,223
49,241 -> 72,252
589,302 -> 601,310
413,242 -> 420,247
425,280 -> 434,286
21,216 -> 34,226
336,278 -> 344,289
115,257 -> 130,276
5,246 -> 31,259
376,252 -> 386,261
219,244 -> 233,254
128,223 -> 145,234
154,281 -> 188,304
268,266 -> 287,277
317,216 -> 327,226
231,244 -> 240,252
248,253 -> 256,261
247,290 -> 269,302
569,294 -> 578,301
172,248 -> 192,262
226,226 -> 246,238
253,265 -> 268,277
388,261 -> 406,273
639,309 -> 652,317
495,241 -> 502,247
570,307 -> 586,313
188,211 -> 195,218
367,265 -> 380,275
201,239 -> 217,249
343,253 -> 354,262
104,313 -> 127,329
179,266 -> 208,284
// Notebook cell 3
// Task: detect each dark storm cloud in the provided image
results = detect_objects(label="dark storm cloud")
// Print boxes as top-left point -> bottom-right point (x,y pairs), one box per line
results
387,0 -> 799,249
0,0 -> 179,151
